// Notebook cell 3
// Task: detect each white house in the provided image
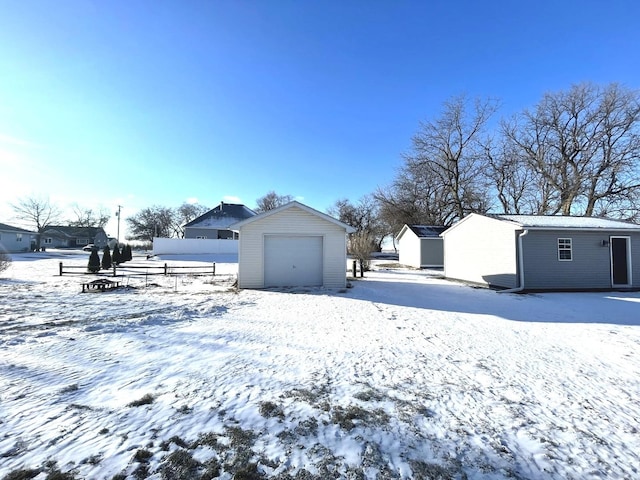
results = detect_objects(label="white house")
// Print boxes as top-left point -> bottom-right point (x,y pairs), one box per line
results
396,224 -> 447,268
231,201 -> 355,289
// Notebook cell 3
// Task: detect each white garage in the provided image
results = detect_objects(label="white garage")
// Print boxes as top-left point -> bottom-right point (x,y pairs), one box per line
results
231,201 -> 355,289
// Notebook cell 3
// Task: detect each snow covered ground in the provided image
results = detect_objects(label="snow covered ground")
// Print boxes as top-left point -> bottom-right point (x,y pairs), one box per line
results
1,250 -> 639,479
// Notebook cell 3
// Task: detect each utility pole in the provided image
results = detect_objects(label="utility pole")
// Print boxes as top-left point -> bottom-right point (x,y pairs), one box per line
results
116,205 -> 122,244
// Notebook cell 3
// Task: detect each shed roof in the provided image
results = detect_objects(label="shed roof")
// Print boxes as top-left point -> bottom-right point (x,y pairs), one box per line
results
396,224 -> 447,241
230,201 -> 356,233
408,225 -> 448,237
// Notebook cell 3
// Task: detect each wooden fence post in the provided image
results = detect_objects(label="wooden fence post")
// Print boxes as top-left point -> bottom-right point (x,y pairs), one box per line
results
164,263 -> 168,275
59,262 -> 63,276
352,260 -> 356,278
213,263 -> 216,276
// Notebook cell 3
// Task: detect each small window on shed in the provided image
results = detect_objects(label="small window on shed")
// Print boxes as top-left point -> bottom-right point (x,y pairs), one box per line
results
16,233 -> 23,242
558,238 -> 572,261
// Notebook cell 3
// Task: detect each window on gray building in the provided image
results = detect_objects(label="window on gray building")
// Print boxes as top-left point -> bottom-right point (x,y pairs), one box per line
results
558,238 -> 572,261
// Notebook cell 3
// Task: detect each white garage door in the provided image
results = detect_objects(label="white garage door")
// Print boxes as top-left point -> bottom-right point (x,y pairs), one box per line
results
264,236 -> 323,287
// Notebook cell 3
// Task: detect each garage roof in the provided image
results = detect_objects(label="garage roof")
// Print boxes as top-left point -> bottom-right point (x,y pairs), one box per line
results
230,201 -> 356,233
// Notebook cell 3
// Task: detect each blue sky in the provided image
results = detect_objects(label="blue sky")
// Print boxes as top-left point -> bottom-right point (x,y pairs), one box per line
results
1,0 -> 638,238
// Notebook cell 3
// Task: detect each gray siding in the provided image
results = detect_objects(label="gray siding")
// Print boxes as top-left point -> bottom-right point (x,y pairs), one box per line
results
420,238 -> 444,267
0,231 -> 37,253
185,227 -> 217,239
522,231 -> 640,289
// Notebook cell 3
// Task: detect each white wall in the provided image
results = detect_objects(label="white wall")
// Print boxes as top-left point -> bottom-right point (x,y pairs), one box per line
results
443,214 -> 519,288
152,238 -> 238,255
398,230 -> 421,267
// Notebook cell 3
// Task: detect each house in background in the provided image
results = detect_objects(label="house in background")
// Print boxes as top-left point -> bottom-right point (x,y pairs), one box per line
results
184,202 -> 256,240
396,224 -> 447,268
0,223 -> 39,252
231,201 -> 355,289
442,213 -> 640,291
40,226 -> 109,249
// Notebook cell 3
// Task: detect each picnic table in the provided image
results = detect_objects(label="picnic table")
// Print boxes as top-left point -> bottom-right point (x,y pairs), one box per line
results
81,279 -> 121,293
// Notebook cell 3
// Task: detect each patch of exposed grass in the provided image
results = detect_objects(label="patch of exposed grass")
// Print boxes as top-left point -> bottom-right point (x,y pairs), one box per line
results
258,401 -> 285,419
232,462 -> 264,480
131,464 -> 149,480
132,448 -> 153,463
194,432 -> 219,449
294,417 -> 319,436
159,449 -> 203,480
330,404 -> 390,431
353,388 -> 385,402
127,393 -> 155,407
39,462 -> 79,480
159,435 -> 189,451
2,469 -> 41,480
59,383 -> 79,394
80,453 -> 103,465
226,426 -> 256,449
409,460 -> 457,480
175,404 -> 193,414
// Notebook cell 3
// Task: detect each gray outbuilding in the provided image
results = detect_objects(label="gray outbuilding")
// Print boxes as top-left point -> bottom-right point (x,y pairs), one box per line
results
442,213 -> 640,291
231,201 -> 355,289
396,224 -> 447,268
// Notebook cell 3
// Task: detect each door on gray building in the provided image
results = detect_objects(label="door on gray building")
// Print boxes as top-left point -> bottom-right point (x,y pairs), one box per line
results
610,236 -> 631,286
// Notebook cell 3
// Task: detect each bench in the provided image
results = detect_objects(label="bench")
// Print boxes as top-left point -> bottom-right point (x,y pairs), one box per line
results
81,279 -> 121,293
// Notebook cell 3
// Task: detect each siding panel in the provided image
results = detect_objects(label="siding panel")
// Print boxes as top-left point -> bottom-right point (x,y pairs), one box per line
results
523,231 -> 640,289
420,239 -> 444,267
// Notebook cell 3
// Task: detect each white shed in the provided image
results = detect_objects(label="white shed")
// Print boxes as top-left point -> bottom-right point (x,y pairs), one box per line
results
231,201 -> 355,289
396,224 -> 447,268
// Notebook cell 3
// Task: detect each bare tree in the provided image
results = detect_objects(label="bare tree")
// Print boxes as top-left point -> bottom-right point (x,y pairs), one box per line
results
174,202 -> 209,238
327,195 -> 386,251
349,231 -> 375,274
409,95 -> 498,220
376,95 -> 498,229
10,196 -> 63,249
484,135 -> 543,214
255,191 -> 294,213
502,83 -> 640,217
125,206 -> 176,242
68,203 -> 110,228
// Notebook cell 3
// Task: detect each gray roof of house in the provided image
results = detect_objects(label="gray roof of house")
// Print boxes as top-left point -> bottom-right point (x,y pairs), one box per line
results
42,226 -> 105,237
496,215 -> 640,230
184,203 -> 256,229
0,222 -> 37,234
407,225 -> 448,237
